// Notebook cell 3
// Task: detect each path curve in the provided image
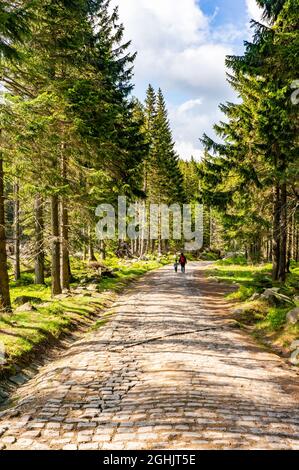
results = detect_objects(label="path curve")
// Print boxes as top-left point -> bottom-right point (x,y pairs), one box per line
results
0,262 -> 298,450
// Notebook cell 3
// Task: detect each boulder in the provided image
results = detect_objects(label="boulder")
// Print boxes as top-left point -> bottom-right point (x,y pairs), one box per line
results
260,288 -> 294,307
262,288 -> 280,294
14,296 -> 42,306
15,302 -> 37,312
286,308 -> 299,325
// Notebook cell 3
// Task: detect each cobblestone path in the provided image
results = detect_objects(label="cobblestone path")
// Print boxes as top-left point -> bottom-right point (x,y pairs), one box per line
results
0,262 -> 298,450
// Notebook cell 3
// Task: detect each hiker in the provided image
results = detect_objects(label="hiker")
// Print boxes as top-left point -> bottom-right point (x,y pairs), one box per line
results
179,253 -> 187,273
174,258 -> 179,273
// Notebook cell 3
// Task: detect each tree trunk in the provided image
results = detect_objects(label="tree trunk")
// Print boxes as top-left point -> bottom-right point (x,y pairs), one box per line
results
278,182 -> 287,282
100,240 -> 106,260
13,182 -> 20,281
203,206 -> 211,250
60,148 -> 70,290
51,194 -> 62,296
88,225 -> 97,261
296,226 -> 299,262
272,184 -> 281,281
0,155 -> 11,311
60,198 -> 70,290
34,194 -> 45,284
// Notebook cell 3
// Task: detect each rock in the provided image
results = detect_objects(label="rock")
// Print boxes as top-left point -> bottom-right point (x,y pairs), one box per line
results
86,284 -> 98,292
15,302 -> 37,312
233,308 -> 245,315
263,288 -> 280,294
232,307 -> 264,325
54,293 -> 71,300
208,276 -> 220,283
287,308 -> 299,325
260,288 -> 294,307
9,374 -> 27,386
62,289 -> 71,294
249,293 -> 260,301
38,302 -> 52,308
2,436 -> 16,445
0,389 -> 9,400
0,426 -> 8,437
14,296 -> 42,306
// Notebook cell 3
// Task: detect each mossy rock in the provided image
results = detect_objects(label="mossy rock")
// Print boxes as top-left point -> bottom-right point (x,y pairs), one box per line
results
14,296 -> 42,306
232,307 -> 265,325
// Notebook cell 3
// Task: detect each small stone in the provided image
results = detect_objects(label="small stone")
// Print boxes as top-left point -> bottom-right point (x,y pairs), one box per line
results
23,430 -> 41,438
287,308 -> 299,324
16,438 -> 33,448
9,374 -> 27,386
2,436 -> 16,444
63,444 -> 78,450
31,443 -> 51,450
78,443 -> 99,450
46,423 -> 61,429
0,427 -> 8,437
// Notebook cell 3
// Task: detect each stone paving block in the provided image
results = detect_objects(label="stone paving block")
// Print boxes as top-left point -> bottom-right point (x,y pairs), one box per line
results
0,264 -> 298,450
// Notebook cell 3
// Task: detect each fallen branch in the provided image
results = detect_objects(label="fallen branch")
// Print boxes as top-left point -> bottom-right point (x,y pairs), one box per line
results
109,326 -> 223,351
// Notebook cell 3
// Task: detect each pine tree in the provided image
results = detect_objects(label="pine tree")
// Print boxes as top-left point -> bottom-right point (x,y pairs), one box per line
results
149,88 -> 184,205
201,0 -> 298,278
0,0 -> 31,59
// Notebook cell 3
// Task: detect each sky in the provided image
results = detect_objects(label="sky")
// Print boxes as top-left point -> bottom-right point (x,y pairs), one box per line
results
111,0 -> 264,160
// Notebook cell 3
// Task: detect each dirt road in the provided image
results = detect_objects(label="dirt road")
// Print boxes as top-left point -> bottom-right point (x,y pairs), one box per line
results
0,262 -> 298,450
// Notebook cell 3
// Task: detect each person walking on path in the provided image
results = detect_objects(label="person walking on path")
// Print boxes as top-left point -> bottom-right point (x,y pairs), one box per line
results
174,258 -> 179,273
179,253 -> 187,273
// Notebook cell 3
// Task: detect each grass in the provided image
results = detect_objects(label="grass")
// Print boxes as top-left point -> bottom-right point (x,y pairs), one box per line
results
90,310 -> 115,331
206,258 -> 299,358
0,257 -> 169,377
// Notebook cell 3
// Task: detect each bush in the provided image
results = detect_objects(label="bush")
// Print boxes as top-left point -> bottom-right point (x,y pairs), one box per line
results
218,255 -> 248,266
252,273 -> 273,291
266,308 -> 288,330
228,285 -> 255,301
201,251 -> 219,261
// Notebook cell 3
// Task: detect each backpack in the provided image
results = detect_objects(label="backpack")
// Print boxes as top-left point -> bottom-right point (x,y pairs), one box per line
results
179,255 -> 186,265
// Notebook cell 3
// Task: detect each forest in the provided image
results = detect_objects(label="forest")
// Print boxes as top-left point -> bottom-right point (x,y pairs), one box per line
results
0,0 -> 298,310
0,0 -> 298,454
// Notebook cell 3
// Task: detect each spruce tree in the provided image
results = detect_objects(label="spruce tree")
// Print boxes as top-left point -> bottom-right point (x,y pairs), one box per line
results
201,0 -> 298,278
149,88 -> 184,205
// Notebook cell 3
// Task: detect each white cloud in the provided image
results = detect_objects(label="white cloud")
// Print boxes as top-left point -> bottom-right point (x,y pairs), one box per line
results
175,141 -> 204,161
169,98 -> 225,161
112,0 -> 209,50
246,0 -> 264,23
112,0 -> 240,160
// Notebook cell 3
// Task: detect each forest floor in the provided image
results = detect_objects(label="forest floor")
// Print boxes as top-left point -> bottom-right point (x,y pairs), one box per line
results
0,261 -> 298,450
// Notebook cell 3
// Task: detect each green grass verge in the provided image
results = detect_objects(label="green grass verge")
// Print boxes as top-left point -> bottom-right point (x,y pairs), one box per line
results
206,258 -> 299,356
